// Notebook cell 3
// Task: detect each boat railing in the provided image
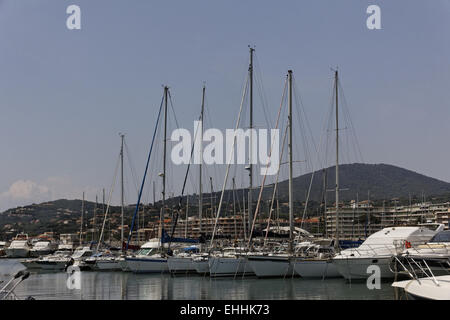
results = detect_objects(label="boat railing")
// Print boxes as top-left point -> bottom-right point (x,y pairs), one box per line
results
390,254 -> 450,287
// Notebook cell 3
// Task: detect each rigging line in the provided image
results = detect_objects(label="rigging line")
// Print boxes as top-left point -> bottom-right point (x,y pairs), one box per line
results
209,73 -> 249,248
126,93 -> 165,250
124,140 -> 140,197
338,82 -> 364,163
264,123 -> 289,247
253,54 -> 272,129
248,75 -> 288,248
292,76 -> 318,156
97,152 -> 121,251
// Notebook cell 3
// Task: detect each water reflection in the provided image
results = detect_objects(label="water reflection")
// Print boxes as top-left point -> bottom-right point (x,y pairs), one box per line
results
0,259 -> 395,300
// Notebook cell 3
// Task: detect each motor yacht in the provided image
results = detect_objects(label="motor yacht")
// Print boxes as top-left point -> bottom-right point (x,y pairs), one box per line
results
332,225 -> 444,280
30,240 -> 57,257
5,234 -> 31,258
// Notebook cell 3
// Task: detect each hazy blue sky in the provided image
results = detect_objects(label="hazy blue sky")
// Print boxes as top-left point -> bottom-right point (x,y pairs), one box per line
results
1,0 -> 449,210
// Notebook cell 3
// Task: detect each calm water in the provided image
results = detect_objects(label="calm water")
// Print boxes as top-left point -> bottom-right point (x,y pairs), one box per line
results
0,259 -> 395,300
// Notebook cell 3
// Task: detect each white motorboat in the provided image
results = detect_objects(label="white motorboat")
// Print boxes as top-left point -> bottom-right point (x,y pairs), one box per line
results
332,225 -> 444,280
30,240 -> 57,257
125,239 -> 169,273
394,229 -> 450,276
70,246 -> 94,271
21,250 -> 72,270
392,275 -> 450,300
392,252 -> 450,300
5,234 -> 31,258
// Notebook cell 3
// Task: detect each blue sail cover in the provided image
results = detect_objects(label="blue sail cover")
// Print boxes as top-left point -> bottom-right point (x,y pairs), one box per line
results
160,229 -> 199,244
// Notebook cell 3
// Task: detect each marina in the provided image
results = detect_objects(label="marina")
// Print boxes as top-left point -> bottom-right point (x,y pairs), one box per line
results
1,1 -> 449,306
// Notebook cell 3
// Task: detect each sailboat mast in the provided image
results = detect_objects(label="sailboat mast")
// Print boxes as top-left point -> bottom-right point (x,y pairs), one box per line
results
199,85 -> 205,236
93,195 -> 97,242
80,192 -> 84,245
288,70 -> 294,253
120,133 -> 125,252
334,70 -> 340,250
162,86 -> 168,244
248,47 -> 254,237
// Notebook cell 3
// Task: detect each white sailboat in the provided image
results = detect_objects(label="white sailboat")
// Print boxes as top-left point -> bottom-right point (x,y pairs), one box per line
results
125,239 -> 169,273
124,86 -> 172,273
246,68 -> 294,278
291,70 -> 342,279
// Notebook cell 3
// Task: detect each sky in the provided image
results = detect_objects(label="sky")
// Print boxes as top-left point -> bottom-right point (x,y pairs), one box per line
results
0,0 -> 450,210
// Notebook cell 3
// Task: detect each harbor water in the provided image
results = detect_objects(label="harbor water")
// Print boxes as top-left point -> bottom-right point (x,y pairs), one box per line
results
0,259 -> 397,300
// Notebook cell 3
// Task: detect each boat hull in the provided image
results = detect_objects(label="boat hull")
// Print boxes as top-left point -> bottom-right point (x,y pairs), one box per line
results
292,258 -> 341,278
192,259 -> 210,275
96,260 -> 122,271
246,256 -> 293,278
37,260 -> 68,270
332,256 -> 393,280
167,257 -> 196,274
126,257 -> 168,273
209,256 -> 255,277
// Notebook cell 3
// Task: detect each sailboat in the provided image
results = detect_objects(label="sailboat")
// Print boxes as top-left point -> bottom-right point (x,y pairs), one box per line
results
290,70 -> 342,279
207,47 -> 257,278
246,69 -> 294,278
168,85 -> 207,275
95,134 -> 127,271
125,86 -> 171,273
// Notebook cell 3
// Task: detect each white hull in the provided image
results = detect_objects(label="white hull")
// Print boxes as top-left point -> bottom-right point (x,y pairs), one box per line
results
167,257 -> 196,274
126,257 -> 168,273
292,259 -> 341,278
209,256 -> 255,277
246,256 -> 293,278
6,248 -> 29,258
193,259 -> 210,274
21,260 -> 40,269
332,256 -> 393,280
392,275 -> 450,300
118,258 -> 129,271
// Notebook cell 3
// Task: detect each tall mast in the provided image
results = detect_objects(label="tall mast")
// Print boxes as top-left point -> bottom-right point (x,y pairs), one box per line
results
334,70 -> 340,250
288,70 -> 294,253
80,192 -> 84,245
93,195 -> 97,243
120,133 -> 125,252
210,177 -> 214,219
199,85 -> 205,237
248,46 -> 254,237
185,195 -> 189,238
161,86 -> 168,246
232,177 -> 237,239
